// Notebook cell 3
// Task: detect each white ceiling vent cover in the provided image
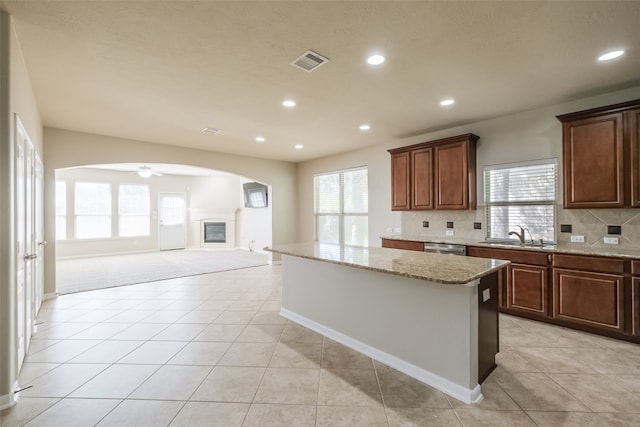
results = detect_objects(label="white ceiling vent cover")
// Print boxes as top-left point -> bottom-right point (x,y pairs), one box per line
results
291,50 -> 329,72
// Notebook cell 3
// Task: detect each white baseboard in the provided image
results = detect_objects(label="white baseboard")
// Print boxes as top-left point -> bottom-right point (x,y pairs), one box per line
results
281,308 -> 483,405
43,292 -> 58,301
0,387 -> 17,410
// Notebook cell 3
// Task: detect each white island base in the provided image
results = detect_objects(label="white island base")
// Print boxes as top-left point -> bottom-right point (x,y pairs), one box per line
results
280,254 -> 499,405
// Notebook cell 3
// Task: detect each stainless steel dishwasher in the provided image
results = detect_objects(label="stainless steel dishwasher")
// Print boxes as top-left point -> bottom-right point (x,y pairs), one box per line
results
423,242 -> 467,256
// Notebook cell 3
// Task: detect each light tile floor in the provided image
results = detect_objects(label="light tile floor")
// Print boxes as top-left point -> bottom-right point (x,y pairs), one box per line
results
2,265 -> 640,426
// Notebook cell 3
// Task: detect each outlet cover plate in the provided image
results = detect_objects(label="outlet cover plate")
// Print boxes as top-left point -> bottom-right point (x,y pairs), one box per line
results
604,236 -> 619,244
570,235 -> 585,243
445,230 -> 454,236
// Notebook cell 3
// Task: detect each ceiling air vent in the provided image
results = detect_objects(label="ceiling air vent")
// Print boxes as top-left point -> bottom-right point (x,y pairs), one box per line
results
290,50 -> 329,72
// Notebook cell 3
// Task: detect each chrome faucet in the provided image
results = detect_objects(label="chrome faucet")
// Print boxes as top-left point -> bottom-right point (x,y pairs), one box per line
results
508,225 -> 533,244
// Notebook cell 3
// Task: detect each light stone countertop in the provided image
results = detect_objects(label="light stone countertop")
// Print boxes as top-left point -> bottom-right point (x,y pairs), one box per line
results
381,234 -> 640,260
266,242 -> 509,285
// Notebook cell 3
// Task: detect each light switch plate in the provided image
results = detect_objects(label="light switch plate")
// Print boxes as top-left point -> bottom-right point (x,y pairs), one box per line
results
570,235 -> 585,243
482,288 -> 490,302
445,230 -> 454,236
393,227 -> 401,233
386,227 -> 393,233
604,236 -> 619,244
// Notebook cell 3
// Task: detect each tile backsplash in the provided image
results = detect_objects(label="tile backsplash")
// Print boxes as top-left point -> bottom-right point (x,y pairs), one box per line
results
400,206 -> 640,250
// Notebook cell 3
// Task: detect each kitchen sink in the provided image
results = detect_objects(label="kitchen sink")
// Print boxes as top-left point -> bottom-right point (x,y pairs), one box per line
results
478,240 -> 556,249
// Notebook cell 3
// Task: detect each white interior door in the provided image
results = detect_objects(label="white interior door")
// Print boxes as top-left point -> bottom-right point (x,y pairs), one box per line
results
15,118 -> 26,367
35,155 -> 44,313
15,116 -> 39,368
158,192 -> 186,251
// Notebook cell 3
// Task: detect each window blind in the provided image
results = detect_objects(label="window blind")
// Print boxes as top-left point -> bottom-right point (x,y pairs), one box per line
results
484,160 -> 557,242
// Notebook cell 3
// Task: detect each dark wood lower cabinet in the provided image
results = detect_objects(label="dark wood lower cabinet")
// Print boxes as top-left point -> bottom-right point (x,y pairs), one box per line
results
507,263 -> 548,316
553,268 -> 625,333
381,238 -> 424,251
633,278 -> 640,336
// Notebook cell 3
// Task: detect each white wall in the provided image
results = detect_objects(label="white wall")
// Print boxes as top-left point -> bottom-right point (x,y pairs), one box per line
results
0,12 -> 44,409
297,86 -> 640,246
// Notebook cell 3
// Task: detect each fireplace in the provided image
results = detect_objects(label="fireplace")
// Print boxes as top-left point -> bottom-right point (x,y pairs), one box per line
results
203,222 -> 226,243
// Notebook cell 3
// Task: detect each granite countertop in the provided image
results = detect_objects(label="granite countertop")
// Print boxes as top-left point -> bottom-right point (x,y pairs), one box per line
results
265,242 -> 509,285
381,234 -> 640,260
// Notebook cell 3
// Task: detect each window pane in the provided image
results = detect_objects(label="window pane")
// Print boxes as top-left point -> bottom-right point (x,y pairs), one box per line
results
76,216 -> 111,239
343,169 -> 368,213
317,215 -> 339,244
55,216 -> 66,240
120,216 -> 150,237
160,196 -> 185,225
119,184 -> 150,215
314,173 -> 340,213
75,182 -> 111,214
344,216 -> 368,247
55,181 -> 66,215
484,160 -> 557,243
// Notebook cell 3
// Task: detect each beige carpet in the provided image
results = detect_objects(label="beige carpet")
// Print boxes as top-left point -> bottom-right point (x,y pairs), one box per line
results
56,249 -> 269,294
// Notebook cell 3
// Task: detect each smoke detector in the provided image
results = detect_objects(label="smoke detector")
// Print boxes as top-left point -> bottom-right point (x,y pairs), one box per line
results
291,50 -> 329,72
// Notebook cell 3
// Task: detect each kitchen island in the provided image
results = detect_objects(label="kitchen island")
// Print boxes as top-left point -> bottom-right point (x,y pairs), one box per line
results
266,242 -> 509,404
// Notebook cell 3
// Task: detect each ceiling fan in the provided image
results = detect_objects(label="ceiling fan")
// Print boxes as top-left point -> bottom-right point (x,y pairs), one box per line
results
135,165 -> 163,178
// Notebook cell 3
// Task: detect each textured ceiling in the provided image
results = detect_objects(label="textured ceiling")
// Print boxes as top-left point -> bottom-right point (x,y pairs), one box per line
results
3,1 -> 640,162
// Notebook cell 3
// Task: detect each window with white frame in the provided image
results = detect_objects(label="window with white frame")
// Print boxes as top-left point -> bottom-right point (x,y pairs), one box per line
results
314,167 -> 368,246
484,159 -> 557,243
119,184 -> 150,237
55,180 -> 66,240
75,182 -> 112,239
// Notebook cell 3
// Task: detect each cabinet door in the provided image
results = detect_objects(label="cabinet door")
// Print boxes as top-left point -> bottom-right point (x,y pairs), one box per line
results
553,268 -> 624,333
628,109 -> 640,207
434,141 -> 468,209
411,147 -> 433,209
633,277 -> 639,336
507,263 -> 548,316
562,112 -> 624,208
391,152 -> 411,211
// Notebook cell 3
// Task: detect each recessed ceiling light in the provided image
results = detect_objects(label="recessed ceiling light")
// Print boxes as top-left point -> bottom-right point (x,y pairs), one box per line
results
295,144 -> 304,149
440,99 -> 455,106
282,100 -> 296,108
598,49 -> 625,62
256,136 -> 265,142
359,124 -> 371,131
200,127 -> 221,134
367,54 -> 385,65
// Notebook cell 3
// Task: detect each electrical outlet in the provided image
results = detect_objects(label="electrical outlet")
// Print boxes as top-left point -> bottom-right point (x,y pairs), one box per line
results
482,288 -> 490,302
604,236 -> 619,244
422,221 -> 429,228
445,230 -> 454,236
393,227 -> 401,233
386,227 -> 393,233
570,235 -> 585,243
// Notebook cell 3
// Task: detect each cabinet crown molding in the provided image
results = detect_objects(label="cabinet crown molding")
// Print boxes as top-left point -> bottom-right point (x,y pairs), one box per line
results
388,133 -> 480,154
556,99 -> 640,122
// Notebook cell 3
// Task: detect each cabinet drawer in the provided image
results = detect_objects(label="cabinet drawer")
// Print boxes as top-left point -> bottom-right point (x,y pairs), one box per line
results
552,254 -> 625,274
553,268 -> 624,333
381,239 -> 424,252
468,246 -> 548,266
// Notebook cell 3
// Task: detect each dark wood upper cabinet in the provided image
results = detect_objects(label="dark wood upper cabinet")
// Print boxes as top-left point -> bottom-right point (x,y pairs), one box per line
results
629,108 -> 640,207
412,147 -> 433,210
557,99 -> 640,208
390,151 -> 411,210
388,133 -> 479,211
